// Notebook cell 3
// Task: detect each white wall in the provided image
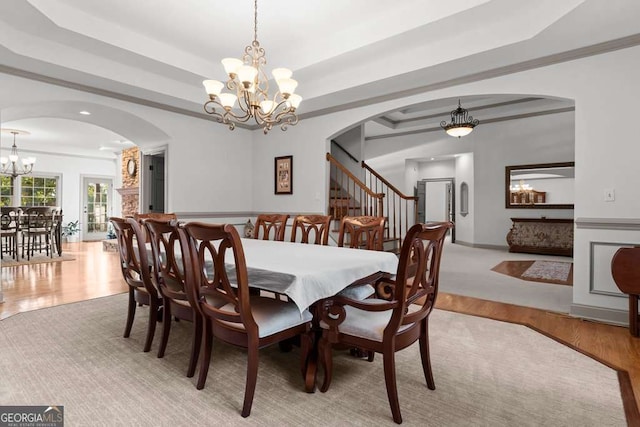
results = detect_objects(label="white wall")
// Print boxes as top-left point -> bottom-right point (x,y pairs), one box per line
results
418,159 -> 454,179
455,153 -> 474,243
332,125 -> 363,181
0,73 -> 255,219
425,181 -> 448,222
250,44 -> 640,318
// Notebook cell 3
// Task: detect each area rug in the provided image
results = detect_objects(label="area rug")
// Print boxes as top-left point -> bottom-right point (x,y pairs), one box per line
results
0,294 -> 627,426
0,253 -> 75,267
492,260 -> 573,286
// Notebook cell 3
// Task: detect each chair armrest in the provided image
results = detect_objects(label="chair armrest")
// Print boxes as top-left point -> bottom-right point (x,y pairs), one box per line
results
318,293 -> 398,334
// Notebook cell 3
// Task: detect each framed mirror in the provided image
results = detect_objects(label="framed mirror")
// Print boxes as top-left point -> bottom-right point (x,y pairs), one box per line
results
505,162 -> 574,209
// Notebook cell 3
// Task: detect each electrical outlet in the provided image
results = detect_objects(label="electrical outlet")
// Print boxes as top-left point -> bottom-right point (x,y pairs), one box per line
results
604,188 -> 615,202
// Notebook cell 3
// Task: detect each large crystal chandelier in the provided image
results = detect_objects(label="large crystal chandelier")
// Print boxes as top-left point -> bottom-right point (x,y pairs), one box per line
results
440,99 -> 479,138
202,0 -> 302,134
0,129 -> 35,178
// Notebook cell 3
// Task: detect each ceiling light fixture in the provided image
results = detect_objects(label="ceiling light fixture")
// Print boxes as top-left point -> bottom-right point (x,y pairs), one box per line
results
202,0 -> 302,134
79,111 -> 91,115
440,99 -> 479,138
0,129 -> 35,178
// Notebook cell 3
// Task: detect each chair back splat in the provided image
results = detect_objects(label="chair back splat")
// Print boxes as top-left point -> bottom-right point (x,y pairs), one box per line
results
0,207 -> 21,260
145,218 -> 202,377
319,221 -> 453,424
338,215 -> 386,251
254,214 -> 289,241
180,222 -> 312,418
109,217 -> 162,353
291,214 -> 332,245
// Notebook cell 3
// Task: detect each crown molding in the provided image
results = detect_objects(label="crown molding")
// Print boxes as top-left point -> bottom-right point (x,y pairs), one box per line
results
1,34 -> 639,128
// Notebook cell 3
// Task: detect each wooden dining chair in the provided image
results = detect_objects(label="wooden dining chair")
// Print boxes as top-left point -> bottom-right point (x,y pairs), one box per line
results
132,212 -> 178,242
337,215 -> 386,251
290,214 -> 332,245
0,207 -> 21,260
144,218 -> 203,377
179,222 -> 313,417
110,217 -> 163,352
335,215 -> 387,301
253,214 -> 289,241
318,221 -> 453,424
21,207 -> 56,260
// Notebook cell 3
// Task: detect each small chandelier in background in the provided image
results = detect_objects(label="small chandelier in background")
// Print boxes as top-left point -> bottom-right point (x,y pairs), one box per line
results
0,129 -> 35,178
440,99 -> 479,138
202,0 -> 302,134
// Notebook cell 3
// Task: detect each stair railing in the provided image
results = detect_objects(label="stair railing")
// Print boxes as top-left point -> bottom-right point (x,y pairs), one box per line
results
326,153 -> 384,220
362,160 -> 419,248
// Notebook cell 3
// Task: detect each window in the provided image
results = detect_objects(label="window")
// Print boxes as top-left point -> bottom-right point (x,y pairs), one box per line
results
0,176 -> 14,207
20,176 -> 59,207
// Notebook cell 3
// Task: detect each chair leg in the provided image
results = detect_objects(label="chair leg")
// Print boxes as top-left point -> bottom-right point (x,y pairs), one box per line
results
196,320 -> 213,390
157,299 -> 172,358
419,319 -> 435,390
124,288 -> 136,338
383,350 -> 402,424
143,298 -> 159,352
241,345 -> 259,418
318,338 -> 333,393
187,314 -> 202,378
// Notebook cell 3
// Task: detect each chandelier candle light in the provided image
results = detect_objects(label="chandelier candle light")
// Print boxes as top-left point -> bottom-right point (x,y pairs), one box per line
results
202,0 -> 302,134
0,129 -> 35,178
440,99 -> 479,138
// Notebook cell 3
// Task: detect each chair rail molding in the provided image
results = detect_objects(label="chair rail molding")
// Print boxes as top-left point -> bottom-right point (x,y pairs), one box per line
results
575,218 -> 640,231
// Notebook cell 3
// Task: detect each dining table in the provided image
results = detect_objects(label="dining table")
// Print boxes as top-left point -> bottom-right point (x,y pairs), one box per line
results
231,238 -> 399,313
230,238 -> 399,392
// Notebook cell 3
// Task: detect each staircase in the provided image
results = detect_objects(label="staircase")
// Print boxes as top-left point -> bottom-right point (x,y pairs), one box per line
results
326,153 -> 418,252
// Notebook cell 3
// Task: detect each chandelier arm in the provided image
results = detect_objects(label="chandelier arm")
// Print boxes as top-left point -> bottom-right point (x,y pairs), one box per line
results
279,115 -> 298,132
272,106 -> 296,122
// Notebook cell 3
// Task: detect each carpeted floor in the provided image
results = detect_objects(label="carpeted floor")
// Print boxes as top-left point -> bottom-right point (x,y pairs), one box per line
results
0,294 -> 626,426
440,242 -> 573,313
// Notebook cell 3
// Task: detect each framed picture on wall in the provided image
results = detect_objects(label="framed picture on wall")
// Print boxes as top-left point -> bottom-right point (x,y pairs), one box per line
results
274,155 -> 293,195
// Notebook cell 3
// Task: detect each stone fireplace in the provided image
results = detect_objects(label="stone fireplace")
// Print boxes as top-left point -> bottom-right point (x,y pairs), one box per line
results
117,147 -> 139,217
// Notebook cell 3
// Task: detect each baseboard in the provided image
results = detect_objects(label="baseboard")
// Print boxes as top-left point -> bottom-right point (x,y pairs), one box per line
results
570,303 -> 628,326
455,240 -> 509,251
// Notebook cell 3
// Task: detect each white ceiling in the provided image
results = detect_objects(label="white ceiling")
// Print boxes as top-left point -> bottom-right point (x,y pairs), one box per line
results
0,0 -> 639,154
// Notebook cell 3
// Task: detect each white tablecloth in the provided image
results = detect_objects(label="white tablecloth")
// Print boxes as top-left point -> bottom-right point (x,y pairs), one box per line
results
229,239 -> 399,312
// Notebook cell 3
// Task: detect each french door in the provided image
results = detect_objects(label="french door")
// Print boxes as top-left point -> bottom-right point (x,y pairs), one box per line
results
82,177 -> 113,241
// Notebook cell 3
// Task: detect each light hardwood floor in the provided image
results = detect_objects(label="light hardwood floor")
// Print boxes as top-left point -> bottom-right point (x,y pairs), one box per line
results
1,241 -> 639,422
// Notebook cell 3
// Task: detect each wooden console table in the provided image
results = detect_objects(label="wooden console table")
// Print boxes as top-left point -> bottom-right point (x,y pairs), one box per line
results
506,217 -> 574,257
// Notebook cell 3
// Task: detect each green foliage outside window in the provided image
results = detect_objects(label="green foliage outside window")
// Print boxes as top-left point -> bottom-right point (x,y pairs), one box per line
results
20,175 -> 58,207
0,176 -> 13,207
